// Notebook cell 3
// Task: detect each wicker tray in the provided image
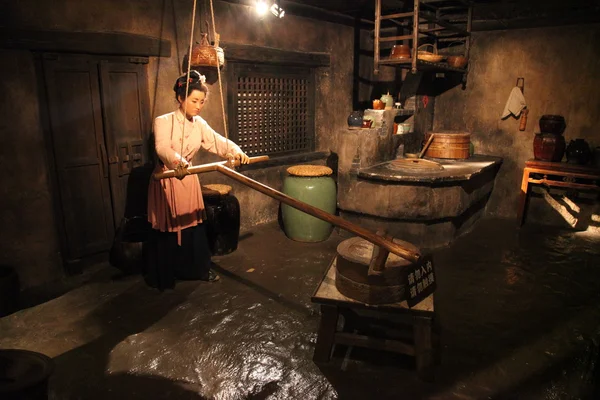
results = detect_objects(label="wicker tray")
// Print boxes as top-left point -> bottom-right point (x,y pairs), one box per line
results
417,44 -> 445,63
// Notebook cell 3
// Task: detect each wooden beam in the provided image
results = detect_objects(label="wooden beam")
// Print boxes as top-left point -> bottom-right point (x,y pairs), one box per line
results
379,34 -> 414,42
420,11 -> 470,36
381,12 -> 414,20
219,0 -> 374,28
0,28 -> 171,57
222,42 -> 330,67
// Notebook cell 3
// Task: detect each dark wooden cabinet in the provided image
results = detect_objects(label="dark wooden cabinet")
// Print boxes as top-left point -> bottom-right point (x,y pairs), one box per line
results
42,54 -> 150,267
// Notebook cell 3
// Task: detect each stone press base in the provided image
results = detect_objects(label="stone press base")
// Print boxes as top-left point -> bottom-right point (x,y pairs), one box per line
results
337,155 -> 503,250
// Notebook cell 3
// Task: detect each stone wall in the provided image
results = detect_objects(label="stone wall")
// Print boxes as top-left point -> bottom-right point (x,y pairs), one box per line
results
434,24 -> 600,223
0,0 -> 353,289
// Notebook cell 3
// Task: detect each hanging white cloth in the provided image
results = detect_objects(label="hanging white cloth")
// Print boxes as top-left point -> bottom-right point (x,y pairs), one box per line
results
501,87 -> 527,119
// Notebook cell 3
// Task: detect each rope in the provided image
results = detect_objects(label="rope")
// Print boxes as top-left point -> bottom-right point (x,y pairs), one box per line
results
209,0 -> 229,141
180,0 -> 199,159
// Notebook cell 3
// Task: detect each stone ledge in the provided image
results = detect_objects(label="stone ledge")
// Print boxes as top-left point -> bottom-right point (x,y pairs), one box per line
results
358,155 -> 503,184
338,160 -> 501,220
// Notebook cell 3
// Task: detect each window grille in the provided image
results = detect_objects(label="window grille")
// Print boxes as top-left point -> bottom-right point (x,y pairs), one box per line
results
227,63 -> 315,157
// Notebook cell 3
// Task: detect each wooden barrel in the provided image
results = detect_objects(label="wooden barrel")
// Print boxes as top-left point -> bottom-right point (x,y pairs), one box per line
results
335,237 -> 419,304
424,131 -> 471,159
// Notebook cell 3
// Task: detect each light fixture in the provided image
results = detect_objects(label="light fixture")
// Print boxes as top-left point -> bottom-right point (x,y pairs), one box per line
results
255,0 -> 269,17
270,1 -> 285,18
255,0 -> 285,18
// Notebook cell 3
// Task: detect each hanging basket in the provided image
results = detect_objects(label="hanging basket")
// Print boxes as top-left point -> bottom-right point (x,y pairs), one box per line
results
190,33 -> 224,69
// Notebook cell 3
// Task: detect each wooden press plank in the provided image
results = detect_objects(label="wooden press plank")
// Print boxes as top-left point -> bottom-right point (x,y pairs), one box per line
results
0,28 -> 171,57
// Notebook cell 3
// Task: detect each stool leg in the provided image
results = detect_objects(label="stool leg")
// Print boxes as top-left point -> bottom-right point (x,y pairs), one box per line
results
313,305 -> 339,363
517,168 -> 531,227
413,316 -> 434,381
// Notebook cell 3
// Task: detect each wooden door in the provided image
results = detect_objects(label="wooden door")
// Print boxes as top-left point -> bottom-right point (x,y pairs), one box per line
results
99,61 -> 151,225
43,55 -> 115,261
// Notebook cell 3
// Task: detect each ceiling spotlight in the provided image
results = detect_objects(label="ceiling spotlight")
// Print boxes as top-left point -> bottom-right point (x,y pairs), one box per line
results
255,0 -> 269,17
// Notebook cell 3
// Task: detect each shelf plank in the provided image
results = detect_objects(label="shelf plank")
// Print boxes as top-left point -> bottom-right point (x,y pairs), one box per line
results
378,57 -> 467,73
420,11 -> 470,35
381,12 -> 414,20
379,35 -> 414,42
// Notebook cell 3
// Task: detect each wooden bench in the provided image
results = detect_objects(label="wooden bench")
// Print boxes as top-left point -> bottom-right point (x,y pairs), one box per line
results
311,258 -> 438,380
517,160 -> 600,226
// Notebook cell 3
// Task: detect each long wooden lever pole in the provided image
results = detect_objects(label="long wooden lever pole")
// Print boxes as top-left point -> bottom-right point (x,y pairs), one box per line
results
153,156 -> 269,180
215,164 -> 421,263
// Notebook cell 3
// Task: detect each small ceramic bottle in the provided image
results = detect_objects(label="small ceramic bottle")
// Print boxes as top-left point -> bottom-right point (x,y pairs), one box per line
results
380,92 -> 394,110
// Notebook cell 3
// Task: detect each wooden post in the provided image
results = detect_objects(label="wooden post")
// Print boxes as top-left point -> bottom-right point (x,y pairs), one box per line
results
368,230 -> 392,276
374,0 -> 381,75
517,167 -> 531,226
414,315 -> 435,381
313,305 -> 339,362
412,0 -> 420,74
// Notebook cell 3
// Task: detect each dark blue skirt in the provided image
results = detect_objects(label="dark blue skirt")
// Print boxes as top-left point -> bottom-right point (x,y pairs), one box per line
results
144,223 -> 212,291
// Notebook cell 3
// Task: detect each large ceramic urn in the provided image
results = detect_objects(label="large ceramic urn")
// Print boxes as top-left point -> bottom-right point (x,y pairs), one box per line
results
533,115 -> 566,162
281,165 -> 336,242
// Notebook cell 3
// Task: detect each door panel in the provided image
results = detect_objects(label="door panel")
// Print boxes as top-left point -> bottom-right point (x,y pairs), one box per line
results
43,56 -> 115,260
99,61 -> 150,224
61,165 -> 113,254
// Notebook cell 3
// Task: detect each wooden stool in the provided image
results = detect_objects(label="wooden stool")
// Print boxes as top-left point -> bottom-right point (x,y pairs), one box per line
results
311,258 -> 438,381
517,160 -> 600,226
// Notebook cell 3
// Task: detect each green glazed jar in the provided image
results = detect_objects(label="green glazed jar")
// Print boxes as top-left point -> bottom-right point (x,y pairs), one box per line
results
282,165 -> 337,242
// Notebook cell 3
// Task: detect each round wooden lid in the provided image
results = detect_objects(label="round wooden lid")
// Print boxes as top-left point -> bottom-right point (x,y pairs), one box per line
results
287,165 -> 333,177
202,184 -> 232,196
336,237 -> 418,267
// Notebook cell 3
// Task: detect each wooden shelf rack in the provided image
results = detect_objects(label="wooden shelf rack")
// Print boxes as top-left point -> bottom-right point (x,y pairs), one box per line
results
374,0 -> 473,78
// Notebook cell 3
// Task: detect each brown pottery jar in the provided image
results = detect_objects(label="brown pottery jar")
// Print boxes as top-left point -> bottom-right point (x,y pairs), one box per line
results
533,133 -> 565,162
539,115 -> 566,135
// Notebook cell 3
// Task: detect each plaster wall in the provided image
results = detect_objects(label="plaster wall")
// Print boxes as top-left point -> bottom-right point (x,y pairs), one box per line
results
434,24 -> 600,222
0,0 -> 353,288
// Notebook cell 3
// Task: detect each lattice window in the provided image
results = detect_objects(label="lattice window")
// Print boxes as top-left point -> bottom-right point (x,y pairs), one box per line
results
228,63 -> 315,157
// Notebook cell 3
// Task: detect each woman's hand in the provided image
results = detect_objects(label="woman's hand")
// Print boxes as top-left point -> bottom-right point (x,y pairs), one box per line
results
235,152 -> 250,165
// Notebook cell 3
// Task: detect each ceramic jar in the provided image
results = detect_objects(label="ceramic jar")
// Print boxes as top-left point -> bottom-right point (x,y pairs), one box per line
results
566,139 -> 591,165
533,133 -> 566,162
539,115 -> 566,135
390,44 -> 410,59
281,165 -> 336,242
0,265 -> 19,317
347,111 -> 363,128
372,99 -> 385,110
380,92 -> 394,110
109,216 -> 151,275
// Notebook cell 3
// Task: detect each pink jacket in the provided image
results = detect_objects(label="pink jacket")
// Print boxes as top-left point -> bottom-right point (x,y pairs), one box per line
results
147,109 -> 242,243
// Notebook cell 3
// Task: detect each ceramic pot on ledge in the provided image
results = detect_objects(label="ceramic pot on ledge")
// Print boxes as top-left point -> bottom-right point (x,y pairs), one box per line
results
566,139 -> 591,165
347,111 -> 363,128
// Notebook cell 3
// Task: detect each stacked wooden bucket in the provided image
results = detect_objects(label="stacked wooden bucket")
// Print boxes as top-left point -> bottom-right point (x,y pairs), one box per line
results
424,131 -> 471,159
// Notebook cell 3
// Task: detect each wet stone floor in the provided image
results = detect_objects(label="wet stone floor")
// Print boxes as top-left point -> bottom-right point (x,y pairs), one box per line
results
1,218 -> 600,399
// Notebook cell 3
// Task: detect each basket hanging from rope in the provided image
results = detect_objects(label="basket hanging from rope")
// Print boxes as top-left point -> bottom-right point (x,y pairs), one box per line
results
190,32 -> 224,68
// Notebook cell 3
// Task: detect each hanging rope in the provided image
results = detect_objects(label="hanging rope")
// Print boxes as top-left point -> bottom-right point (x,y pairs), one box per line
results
179,0 -> 199,164
209,0 -> 229,140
